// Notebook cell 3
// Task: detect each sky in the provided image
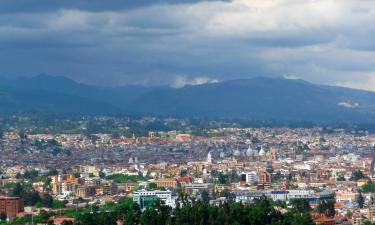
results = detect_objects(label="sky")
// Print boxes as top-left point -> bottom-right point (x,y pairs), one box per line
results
1,0 -> 375,90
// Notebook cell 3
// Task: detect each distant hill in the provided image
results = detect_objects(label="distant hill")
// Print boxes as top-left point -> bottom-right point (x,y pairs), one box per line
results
0,74 -> 165,109
0,82 -> 120,114
2,75 -> 375,123
130,77 -> 375,122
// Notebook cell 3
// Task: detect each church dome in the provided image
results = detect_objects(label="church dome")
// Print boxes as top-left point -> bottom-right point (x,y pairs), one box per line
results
233,149 -> 241,156
259,148 -> 266,156
246,146 -> 255,156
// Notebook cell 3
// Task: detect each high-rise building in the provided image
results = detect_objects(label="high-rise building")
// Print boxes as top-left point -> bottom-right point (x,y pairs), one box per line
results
0,197 -> 23,219
258,171 -> 272,189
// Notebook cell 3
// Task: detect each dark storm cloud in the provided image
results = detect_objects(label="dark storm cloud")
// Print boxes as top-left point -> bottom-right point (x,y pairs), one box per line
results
1,0 -> 375,90
0,0 -> 221,13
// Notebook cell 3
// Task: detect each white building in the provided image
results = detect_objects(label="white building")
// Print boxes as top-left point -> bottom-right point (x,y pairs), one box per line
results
133,190 -> 176,209
241,172 -> 258,183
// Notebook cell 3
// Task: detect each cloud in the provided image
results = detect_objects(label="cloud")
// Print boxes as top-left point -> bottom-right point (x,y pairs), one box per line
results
0,0 -> 375,89
172,75 -> 219,88
336,73 -> 375,92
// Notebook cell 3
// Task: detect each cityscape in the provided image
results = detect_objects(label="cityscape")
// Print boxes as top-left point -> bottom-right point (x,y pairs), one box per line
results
0,116 -> 375,224
2,0 -> 375,225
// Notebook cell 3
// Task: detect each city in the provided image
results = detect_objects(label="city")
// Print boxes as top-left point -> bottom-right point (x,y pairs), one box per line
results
1,116 -> 375,224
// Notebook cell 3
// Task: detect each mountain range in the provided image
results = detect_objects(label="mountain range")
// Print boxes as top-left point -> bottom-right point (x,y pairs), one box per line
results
1,74 -> 375,123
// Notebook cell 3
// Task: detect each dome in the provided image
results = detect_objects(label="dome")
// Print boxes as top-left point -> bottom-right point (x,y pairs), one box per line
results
259,148 -> 266,156
246,146 -> 255,156
233,149 -> 241,156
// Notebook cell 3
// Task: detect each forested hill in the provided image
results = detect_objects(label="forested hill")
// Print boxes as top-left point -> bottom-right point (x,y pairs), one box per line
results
2,75 -> 375,123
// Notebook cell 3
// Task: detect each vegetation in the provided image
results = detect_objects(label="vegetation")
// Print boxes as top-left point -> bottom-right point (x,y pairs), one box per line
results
316,200 -> 335,218
0,196 -> 318,225
76,196 -> 315,225
350,170 -> 367,181
105,174 -> 148,183
362,182 -> 375,193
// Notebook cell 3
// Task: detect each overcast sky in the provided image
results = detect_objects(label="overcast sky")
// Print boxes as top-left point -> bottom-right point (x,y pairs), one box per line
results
1,0 -> 375,90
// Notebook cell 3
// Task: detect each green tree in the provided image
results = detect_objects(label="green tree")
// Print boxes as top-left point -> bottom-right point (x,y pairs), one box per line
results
362,182 -> 375,193
41,193 -> 54,208
0,212 -> 6,221
12,183 -> 25,196
350,170 -> 366,181
291,213 -> 315,225
148,182 -> 157,190
61,220 -> 74,225
140,208 -> 158,225
317,200 -> 335,218
290,199 -> 311,213
217,172 -> 228,184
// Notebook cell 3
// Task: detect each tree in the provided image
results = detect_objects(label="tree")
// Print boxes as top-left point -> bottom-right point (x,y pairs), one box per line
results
23,191 -> 42,206
200,190 -> 210,202
39,210 -> 51,223
336,175 -> 346,181
358,191 -> 365,208
41,193 -> 54,208
362,182 -> 375,193
290,199 -> 311,213
140,208 -> 158,225
0,212 -> 6,221
291,213 -> 315,225
12,183 -> 25,196
180,170 -> 188,177
61,221 -> 74,225
148,182 -> 157,190
99,171 -> 106,179
350,170 -> 366,181
317,200 -> 335,218
0,127 -> 4,140
217,172 -> 228,184
35,202 -> 43,208
52,200 -> 65,209
47,168 -> 58,176
23,170 -> 39,180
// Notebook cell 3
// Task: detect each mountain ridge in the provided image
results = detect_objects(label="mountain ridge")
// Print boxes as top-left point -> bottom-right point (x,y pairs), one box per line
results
1,75 -> 375,123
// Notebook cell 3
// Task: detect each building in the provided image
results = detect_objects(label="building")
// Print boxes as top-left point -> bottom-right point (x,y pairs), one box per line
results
51,216 -> 76,225
368,205 -> 375,224
270,190 -> 289,201
235,191 -> 266,203
177,176 -> 194,187
119,182 -> 138,192
133,190 -> 176,209
184,183 -> 214,196
352,210 -> 364,225
241,172 -> 257,184
154,178 -> 179,189
258,171 -> 272,189
0,197 -> 23,219
103,183 -> 118,196
53,183 -> 77,196
76,186 -> 96,198
207,152 -> 212,164
214,184 -> 229,194
176,134 -> 191,142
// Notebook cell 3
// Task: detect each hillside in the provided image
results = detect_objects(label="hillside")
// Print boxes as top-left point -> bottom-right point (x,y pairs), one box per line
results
2,75 -> 375,123
129,77 -> 375,122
